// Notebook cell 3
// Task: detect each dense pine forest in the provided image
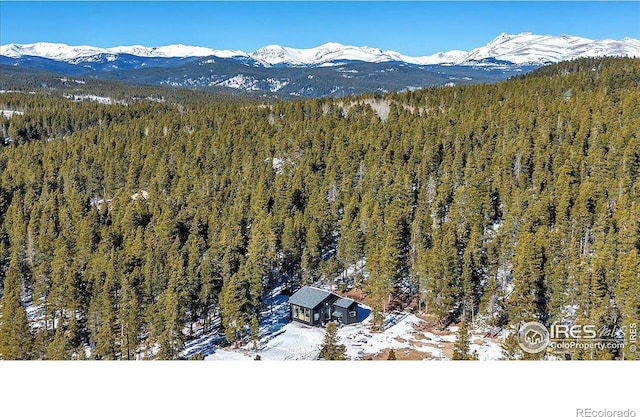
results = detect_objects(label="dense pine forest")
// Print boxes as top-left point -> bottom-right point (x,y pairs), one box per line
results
0,57 -> 638,360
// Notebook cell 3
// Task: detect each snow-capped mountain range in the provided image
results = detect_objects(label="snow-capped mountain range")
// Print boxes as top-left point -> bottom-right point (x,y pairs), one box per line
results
2,33 -> 639,67
2,33 -> 639,98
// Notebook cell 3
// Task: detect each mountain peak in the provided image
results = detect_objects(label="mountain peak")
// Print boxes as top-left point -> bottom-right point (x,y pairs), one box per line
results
2,33 -> 639,67
317,42 -> 347,49
460,33 -> 640,65
1,42 -> 107,60
249,42 -> 400,66
492,32 -> 512,42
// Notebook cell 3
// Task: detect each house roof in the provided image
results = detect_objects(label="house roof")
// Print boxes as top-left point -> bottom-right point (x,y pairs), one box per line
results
333,297 -> 357,309
288,286 -> 334,310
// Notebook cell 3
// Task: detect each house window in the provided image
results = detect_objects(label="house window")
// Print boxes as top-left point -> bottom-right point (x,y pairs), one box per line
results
314,312 -> 320,322
349,311 -> 356,317
293,305 -> 307,321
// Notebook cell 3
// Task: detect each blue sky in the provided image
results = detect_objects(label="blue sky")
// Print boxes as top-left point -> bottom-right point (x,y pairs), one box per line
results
1,2 -> 639,55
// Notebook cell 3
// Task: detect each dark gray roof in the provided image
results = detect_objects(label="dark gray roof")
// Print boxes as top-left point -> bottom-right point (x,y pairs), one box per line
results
288,286 -> 334,310
333,297 -> 357,309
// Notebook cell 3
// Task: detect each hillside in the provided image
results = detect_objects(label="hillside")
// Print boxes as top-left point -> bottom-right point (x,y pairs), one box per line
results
0,57 -> 639,360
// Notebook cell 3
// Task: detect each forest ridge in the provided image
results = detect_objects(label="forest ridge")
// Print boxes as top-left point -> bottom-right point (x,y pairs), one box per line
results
0,57 -> 638,360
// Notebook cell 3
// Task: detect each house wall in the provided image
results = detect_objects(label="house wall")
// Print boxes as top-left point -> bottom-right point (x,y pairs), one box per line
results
326,296 -> 340,323
333,304 -> 358,324
290,303 -> 326,326
310,307 -> 322,326
312,302 -> 332,326
346,305 -> 358,324
290,304 -> 312,325
332,306 -> 347,324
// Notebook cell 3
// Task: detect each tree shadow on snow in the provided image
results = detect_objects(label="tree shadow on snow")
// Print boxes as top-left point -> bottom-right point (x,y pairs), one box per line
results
259,293 -> 291,340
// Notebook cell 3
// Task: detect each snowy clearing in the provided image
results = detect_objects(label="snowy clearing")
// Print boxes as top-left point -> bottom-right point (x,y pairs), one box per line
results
200,288 -> 504,361
63,94 -> 126,105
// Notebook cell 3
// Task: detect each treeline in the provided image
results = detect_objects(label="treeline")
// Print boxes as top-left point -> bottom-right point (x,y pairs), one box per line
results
0,57 -> 638,360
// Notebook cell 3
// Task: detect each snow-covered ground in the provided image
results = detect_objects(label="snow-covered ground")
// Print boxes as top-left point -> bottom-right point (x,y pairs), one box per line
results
1,109 -> 24,117
63,94 -> 126,105
18,269 -> 502,361
339,313 -> 447,360
201,288 -> 504,361
215,74 -> 261,91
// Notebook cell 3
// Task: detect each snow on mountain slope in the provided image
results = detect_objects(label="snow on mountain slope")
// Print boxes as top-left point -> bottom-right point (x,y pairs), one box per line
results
249,42 -> 409,66
250,42 -> 473,66
459,33 -> 640,64
0,42 -> 248,60
408,50 -> 468,65
0,42 -> 107,60
2,33 -> 639,67
108,44 -> 248,59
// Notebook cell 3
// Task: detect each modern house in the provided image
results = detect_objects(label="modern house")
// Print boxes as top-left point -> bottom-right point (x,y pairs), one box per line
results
288,286 -> 358,326
331,297 -> 359,325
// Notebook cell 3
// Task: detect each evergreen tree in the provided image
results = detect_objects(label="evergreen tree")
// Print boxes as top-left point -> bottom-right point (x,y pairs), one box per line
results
46,323 -> 70,360
0,252 -> 32,359
508,230 -> 548,325
318,322 -> 346,360
452,320 -> 477,360
94,275 -> 118,360
500,333 -> 523,360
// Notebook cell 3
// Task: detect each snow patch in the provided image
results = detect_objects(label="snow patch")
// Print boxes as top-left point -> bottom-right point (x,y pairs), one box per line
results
1,109 -> 24,118
216,74 -> 260,91
64,94 -> 126,105
270,157 -> 286,174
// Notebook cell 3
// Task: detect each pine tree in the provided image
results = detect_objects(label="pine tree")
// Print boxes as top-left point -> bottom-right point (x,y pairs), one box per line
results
157,285 -> 184,360
422,222 -> 461,329
94,277 -> 118,360
157,246 -> 186,359
501,333 -> 523,360
318,322 -> 346,360
119,268 -> 142,360
301,221 -> 321,284
452,320 -> 477,360
479,275 -> 505,337
46,323 -> 69,360
508,230 -> 548,325
220,267 -> 252,346
0,251 -> 33,359
281,214 -> 303,283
